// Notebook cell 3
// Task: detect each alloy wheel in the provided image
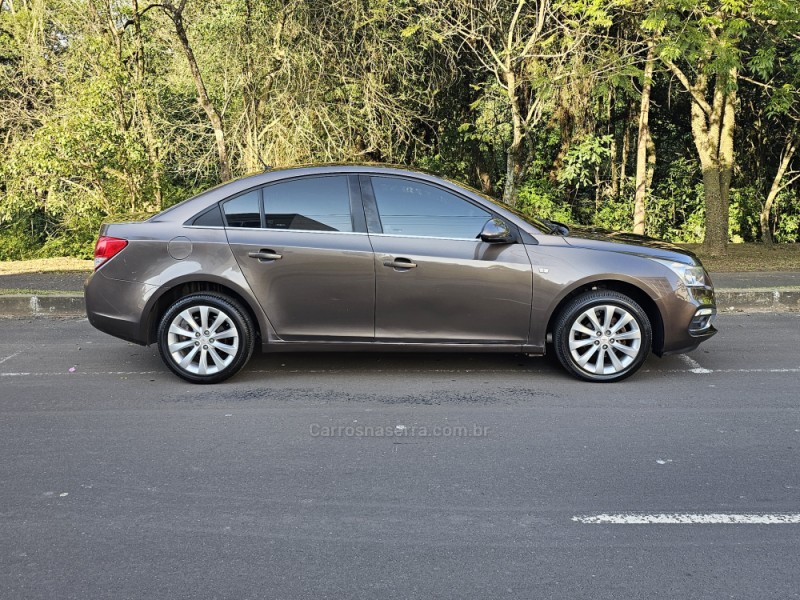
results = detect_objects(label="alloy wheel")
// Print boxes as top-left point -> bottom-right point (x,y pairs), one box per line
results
166,304 -> 240,376
568,304 -> 642,376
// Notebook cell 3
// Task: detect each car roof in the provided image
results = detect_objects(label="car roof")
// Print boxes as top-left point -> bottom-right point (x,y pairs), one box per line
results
149,164 -> 467,223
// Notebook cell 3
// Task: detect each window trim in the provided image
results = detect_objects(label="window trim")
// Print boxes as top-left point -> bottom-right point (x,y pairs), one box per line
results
259,174 -> 362,234
211,174 -> 365,234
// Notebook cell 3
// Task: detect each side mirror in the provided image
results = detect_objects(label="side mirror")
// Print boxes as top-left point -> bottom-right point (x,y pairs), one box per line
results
479,218 -> 514,244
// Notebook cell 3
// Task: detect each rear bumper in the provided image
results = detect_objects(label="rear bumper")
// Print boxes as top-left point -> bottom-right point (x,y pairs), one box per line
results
84,271 -> 156,345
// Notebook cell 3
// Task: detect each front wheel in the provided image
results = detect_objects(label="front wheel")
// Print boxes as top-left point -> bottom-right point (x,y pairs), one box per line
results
553,290 -> 652,382
157,293 -> 254,384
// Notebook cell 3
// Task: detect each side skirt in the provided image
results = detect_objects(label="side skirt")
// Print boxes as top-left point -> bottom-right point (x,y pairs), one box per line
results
259,341 -> 544,355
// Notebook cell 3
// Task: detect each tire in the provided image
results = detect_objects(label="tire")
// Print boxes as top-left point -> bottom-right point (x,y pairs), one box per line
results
553,290 -> 652,383
157,293 -> 255,384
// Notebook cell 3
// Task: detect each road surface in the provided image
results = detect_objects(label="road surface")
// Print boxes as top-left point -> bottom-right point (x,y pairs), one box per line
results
1,314 -> 799,599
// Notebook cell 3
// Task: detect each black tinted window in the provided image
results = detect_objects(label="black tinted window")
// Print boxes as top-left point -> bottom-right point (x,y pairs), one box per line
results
371,177 -> 490,239
192,205 -> 224,227
263,176 -> 352,232
222,190 -> 260,228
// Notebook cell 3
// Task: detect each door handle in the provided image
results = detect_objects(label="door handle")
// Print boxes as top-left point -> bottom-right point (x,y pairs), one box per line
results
248,250 -> 282,261
383,258 -> 417,269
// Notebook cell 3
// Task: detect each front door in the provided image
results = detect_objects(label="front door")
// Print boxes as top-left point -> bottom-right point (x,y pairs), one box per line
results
364,175 -> 532,344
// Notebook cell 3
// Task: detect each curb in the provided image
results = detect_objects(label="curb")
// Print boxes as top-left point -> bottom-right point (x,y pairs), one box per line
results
0,294 -> 86,317
0,289 -> 799,317
716,288 -> 800,312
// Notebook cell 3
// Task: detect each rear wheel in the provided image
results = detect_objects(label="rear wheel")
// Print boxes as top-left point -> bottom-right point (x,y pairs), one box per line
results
157,293 -> 254,384
553,290 -> 652,382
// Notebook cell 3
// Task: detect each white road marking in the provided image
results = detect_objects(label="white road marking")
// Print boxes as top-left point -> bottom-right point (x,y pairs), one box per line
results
573,513 -> 800,524
678,354 -> 713,374
0,352 -> 20,364
645,367 -> 800,374
0,371 -> 160,377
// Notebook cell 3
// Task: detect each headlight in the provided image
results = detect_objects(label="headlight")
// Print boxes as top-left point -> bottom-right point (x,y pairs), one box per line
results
653,259 -> 708,287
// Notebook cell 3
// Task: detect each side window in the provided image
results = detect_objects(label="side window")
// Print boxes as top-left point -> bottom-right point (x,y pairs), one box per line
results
371,177 -> 490,239
263,176 -> 353,232
222,190 -> 261,228
191,205 -> 224,227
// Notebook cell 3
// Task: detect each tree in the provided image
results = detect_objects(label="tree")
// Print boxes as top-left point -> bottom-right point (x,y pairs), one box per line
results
3,0 -> 800,258
741,2 -> 800,245
644,1 -> 747,255
159,0 -> 231,181
437,0 -> 613,205
633,42 -> 654,235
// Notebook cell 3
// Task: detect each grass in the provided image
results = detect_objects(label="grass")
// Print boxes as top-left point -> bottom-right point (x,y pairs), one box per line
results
0,288 -> 83,296
681,243 -> 800,272
0,257 -> 93,275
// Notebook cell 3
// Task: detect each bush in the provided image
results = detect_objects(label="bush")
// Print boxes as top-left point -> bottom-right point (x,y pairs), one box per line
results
516,178 -> 574,223
646,157 -> 705,242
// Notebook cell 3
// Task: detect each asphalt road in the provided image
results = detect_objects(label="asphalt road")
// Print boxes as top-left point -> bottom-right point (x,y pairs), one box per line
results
1,314 -> 799,599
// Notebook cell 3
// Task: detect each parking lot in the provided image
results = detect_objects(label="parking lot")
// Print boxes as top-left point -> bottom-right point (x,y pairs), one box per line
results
2,313 -> 799,599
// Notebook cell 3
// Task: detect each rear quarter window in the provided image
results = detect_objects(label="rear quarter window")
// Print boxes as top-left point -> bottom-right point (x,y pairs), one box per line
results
191,205 -> 224,227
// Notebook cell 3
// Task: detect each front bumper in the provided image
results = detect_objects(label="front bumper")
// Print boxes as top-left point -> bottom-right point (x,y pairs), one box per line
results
659,284 -> 717,355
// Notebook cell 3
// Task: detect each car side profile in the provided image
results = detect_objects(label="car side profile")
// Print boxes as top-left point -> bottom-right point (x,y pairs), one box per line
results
84,165 -> 717,383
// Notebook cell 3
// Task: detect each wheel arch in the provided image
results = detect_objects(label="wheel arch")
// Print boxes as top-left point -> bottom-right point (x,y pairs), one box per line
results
143,278 -> 265,346
545,279 -> 665,355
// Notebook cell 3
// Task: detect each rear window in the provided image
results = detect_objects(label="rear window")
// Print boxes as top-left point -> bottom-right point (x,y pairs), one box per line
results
263,176 -> 353,232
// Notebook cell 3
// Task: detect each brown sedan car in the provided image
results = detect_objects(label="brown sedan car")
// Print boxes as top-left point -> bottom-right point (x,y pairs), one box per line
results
85,165 -> 717,383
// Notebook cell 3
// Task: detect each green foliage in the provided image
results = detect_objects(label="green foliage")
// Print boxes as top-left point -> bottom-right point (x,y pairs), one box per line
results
516,179 -> 574,224
558,135 -> 612,189
595,194 -> 634,233
1,0 -> 799,257
646,157 -> 706,243
728,187 -> 761,243
0,213 -> 47,260
772,190 -> 800,243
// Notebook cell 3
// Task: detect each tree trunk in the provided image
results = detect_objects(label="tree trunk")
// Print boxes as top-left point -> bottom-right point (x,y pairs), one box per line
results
620,104 -> 632,191
760,136 -> 797,246
503,142 -> 524,205
610,134 -> 619,199
645,130 -> 656,192
696,75 -> 735,256
633,44 -> 654,235
609,89 -> 619,199
666,60 -> 737,256
165,2 -> 231,182
595,165 -> 601,210
474,149 -> 493,195
132,0 -> 163,210
502,69 -> 525,205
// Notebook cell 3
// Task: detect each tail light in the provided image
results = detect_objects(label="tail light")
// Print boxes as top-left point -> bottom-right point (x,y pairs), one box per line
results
94,236 -> 128,270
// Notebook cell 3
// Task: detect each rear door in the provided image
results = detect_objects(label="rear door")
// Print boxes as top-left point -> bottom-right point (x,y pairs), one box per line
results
363,175 -> 533,344
225,174 -> 375,341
